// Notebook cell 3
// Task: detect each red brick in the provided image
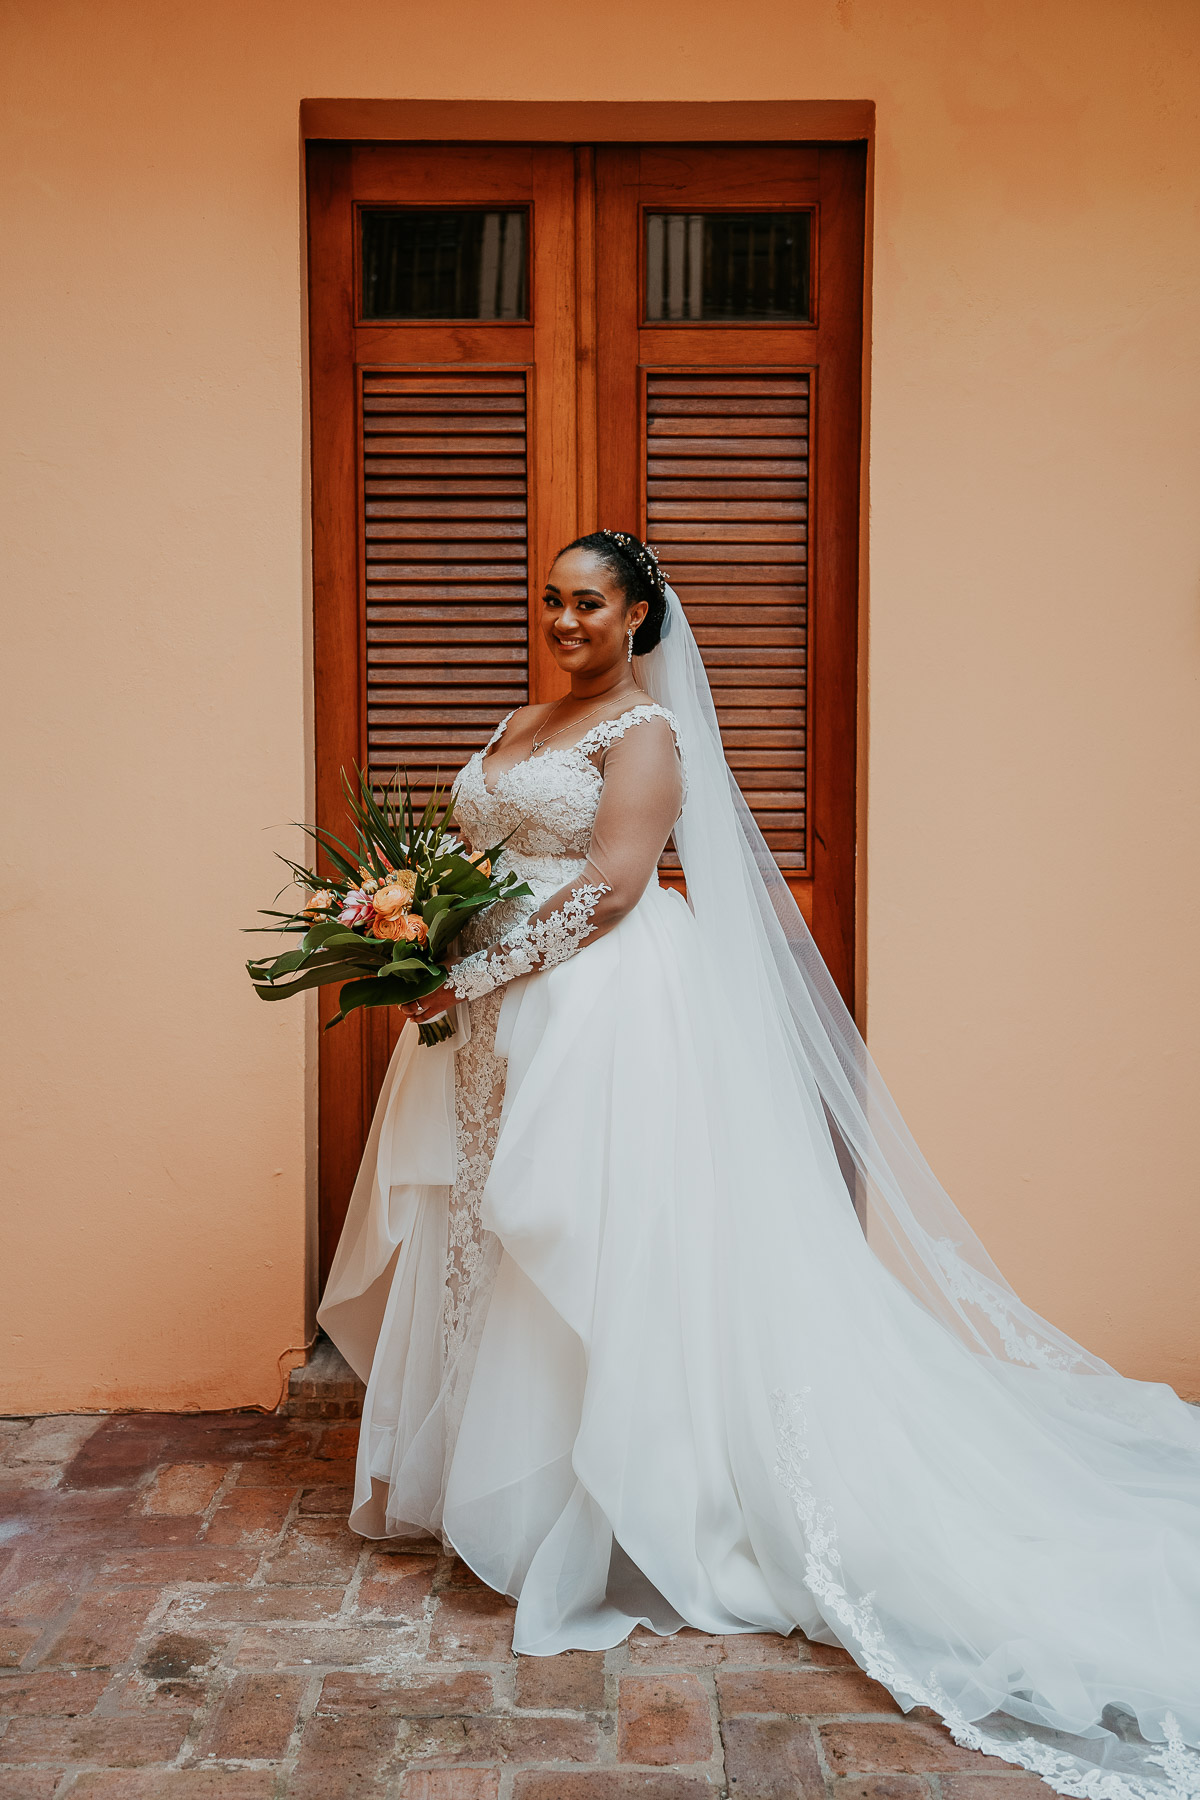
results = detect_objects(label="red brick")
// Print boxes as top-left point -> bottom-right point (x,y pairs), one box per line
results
167,1586 -> 345,1623
0,1546 -> 99,1607
398,1713 -> 600,1765
67,1775 -> 277,1797
316,1424 -> 361,1460
35,1518 -> 201,1555
0,1669 -> 108,1712
138,1632 -> 222,1680
235,1457 -> 357,1488
0,1568 -> 83,1621
100,1415 -> 311,1459
514,1648 -> 606,1711
234,1623 -> 420,1668
299,1484 -> 356,1514
618,1674 -> 712,1766
197,1670 -> 305,1758
0,1772 -> 63,1799
722,1634 -> 804,1667
321,1671 -> 494,1714
0,1624 -> 40,1665
427,1589 -> 515,1661
400,1774 -> 501,1799
512,1777 -> 714,1799
369,1552 -> 440,1581
0,1465 -> 62,1492
61,1439 -> 169,1488
440,1559 -> 488,1590
141,1464 -> 226,1517
262,1515 -> 361,1585
8,1417 -> 104,1465
798,1637 -> 857,1668
104,1671 -> 208,1713
0,1711 -> 189,1764
204,1485 -> 292,1545
832,1779 -> 934,1800
287,1708 -> 398,1791
819,1719 -> 991,1775
718,1668 -> 900,1716
356,1552 -> 436,1621
722,1714 -> 825,1798
97,1546 -> 259,1583
940,1777 -> 1057,1800
41,1587 -> 158,1667
4,1489 -> 135,1530
185,1418 -> 315,1458
628,1627 -> 727,1668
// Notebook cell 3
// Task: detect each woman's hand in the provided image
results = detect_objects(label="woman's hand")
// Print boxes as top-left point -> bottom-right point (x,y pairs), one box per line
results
399,978 -> 458,1027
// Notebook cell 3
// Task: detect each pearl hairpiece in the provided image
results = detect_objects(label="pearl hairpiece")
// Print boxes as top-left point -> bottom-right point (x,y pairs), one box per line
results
596,528 -> 670,596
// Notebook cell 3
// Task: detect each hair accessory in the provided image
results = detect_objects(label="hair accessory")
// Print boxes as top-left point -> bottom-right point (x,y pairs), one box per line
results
597,528 -> 670,599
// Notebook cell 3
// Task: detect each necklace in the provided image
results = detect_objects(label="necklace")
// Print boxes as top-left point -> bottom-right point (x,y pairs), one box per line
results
529,691 -> 635,755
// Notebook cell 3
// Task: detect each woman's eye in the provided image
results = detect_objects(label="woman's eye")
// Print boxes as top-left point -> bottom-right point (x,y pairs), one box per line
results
541,594 -> 561,608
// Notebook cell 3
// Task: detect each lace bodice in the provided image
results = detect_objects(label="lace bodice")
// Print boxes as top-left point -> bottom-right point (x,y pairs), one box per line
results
452,702 -> 683,889
447,702 -> 685,1003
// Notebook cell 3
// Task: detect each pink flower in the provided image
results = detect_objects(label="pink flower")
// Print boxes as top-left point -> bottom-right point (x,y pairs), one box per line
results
338,889 -> 373,927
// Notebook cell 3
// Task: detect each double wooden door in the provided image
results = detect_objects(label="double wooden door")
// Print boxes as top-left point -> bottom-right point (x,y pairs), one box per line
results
307,139 -> 865,1276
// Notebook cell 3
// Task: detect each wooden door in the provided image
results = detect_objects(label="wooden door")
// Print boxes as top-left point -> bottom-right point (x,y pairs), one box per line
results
592,145 -> 865,998
307,140 -> 865,1279
307,143 -> 577,1278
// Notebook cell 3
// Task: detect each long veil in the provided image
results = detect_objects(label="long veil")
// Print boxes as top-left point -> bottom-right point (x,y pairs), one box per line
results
640,584 -> 1200,1800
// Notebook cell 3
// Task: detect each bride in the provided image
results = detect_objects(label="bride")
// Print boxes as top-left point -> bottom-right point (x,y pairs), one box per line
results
318,529 -> 1200,1800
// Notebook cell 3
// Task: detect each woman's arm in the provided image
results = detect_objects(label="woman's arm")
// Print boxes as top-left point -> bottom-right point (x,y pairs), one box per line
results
431,711 -> 684,1009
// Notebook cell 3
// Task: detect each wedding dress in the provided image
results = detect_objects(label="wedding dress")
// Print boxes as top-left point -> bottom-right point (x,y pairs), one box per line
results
319,587 -> 1200,1800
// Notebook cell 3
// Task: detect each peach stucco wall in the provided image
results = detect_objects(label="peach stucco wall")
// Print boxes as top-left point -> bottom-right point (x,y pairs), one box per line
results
3,0 -> 1198,1410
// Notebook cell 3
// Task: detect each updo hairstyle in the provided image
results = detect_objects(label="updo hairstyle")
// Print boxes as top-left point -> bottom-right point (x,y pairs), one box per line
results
558,529 -> 670,655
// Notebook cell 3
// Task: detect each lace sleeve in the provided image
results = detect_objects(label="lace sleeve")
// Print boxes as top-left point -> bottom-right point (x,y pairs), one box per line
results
449,710 -> 685,1004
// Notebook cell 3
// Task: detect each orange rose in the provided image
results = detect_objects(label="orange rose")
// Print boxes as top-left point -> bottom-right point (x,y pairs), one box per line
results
400,912 -> 429,945
467,853 -> 492,877
303,889 -> 335,917
370,908 -> 428,945
371,870 -> 418,919
369,911 -> 407,940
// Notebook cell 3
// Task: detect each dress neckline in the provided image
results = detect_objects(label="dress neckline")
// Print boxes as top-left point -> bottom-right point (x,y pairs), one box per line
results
478,703 -> 649,798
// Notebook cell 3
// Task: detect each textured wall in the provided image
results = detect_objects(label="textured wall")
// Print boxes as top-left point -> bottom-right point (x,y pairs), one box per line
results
2,0 -> 1197,1407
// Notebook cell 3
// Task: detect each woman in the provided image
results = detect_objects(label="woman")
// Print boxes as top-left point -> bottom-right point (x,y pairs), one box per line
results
319,530 -> 1200,1800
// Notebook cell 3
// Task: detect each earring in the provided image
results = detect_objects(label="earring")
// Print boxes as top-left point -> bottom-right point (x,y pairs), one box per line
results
627,629 -> 634,663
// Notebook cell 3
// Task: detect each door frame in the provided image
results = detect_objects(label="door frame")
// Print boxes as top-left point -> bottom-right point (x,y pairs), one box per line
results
301,101 -> 874,1284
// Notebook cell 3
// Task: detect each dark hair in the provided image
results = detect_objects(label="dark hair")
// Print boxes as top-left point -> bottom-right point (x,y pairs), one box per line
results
555,529 -> 669,655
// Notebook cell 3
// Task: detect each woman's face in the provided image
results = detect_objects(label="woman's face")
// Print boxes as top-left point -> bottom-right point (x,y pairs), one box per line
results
540,547 -> 648,680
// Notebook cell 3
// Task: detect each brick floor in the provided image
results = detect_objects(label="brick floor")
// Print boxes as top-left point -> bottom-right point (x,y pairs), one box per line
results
0,1413 -> 1057,1799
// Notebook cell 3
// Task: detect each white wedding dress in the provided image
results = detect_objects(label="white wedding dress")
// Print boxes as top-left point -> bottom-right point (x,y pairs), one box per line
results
319,589 -> 1200,1800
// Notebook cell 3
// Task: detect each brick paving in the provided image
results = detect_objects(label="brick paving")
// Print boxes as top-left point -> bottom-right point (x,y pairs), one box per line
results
0,1411 -> 1057,1799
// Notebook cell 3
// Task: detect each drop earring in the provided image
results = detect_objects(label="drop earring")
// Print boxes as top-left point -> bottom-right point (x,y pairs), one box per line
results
626,629 -> 634,663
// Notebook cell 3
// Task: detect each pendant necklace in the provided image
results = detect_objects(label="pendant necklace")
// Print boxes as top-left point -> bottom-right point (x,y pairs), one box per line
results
530,692 -> 632,756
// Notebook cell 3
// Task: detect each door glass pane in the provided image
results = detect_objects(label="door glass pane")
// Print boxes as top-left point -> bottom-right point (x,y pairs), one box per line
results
361,209 -> 529,320
645,212 -> 812,323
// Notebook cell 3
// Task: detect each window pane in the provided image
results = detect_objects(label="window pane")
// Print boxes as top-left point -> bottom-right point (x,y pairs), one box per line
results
361,210 -> 528,320
645,212 -> 812,323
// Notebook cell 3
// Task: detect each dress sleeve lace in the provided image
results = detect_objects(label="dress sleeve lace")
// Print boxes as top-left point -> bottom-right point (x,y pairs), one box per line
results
449,709 -> 685,1003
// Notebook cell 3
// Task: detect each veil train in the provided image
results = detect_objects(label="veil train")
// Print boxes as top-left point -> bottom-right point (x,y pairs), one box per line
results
640,583 -> 1200,1800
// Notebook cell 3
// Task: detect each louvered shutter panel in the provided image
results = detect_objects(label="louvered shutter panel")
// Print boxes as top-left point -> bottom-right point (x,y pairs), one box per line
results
362,369 -> 529,809
645,371 -> 808,871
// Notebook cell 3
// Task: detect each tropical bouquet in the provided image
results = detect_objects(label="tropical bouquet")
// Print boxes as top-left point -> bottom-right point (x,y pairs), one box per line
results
245,767 -> 530,1045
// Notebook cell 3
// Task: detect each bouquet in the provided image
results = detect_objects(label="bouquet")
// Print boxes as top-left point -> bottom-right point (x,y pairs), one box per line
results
245,767 -> 530,1045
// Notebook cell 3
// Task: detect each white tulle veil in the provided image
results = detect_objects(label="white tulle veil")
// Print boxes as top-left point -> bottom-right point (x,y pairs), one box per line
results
641,583 -> 1100,1377
640,583 -> 1200,1800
